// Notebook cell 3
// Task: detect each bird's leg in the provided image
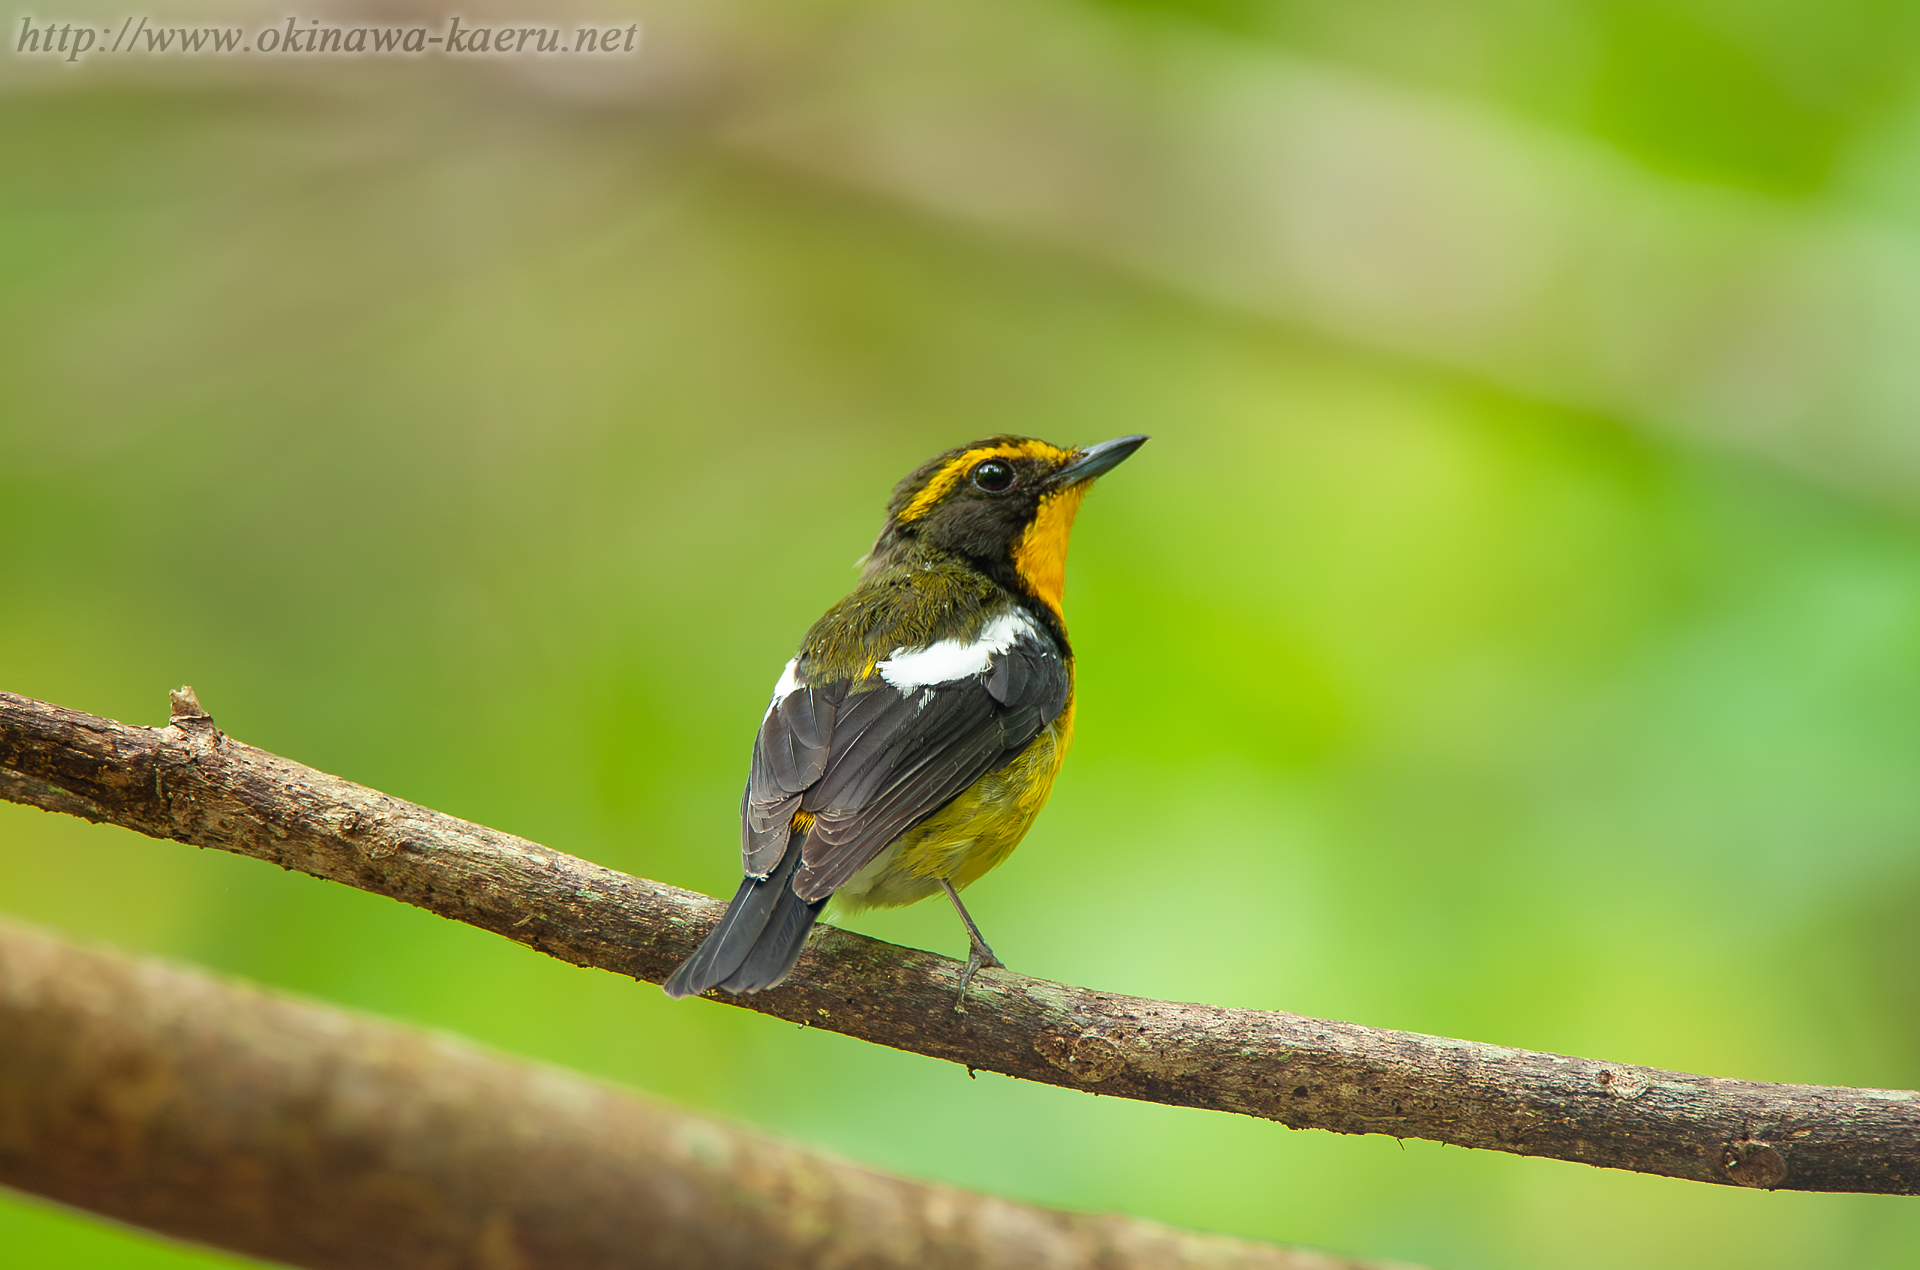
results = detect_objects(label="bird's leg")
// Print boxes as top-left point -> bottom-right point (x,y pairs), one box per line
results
938,879 -> 1003,1011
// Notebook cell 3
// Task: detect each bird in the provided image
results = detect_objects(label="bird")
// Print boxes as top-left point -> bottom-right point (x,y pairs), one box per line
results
662,433 -> 1147,1003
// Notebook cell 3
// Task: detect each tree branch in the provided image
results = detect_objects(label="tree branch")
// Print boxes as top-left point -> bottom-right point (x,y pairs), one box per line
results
2,688 -> 1915,1196
0,918 -> 1376,1270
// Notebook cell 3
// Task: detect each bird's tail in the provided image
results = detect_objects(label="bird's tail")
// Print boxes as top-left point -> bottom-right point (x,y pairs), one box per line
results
661,828 -> 825,999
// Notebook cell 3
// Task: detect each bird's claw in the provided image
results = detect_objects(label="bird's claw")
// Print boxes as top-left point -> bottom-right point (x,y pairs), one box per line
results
954,942 -> 1003,1012
939,877 -> 1004,1012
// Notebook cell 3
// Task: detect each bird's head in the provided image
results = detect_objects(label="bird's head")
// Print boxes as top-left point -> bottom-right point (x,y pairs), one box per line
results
871,434 -> 1148,621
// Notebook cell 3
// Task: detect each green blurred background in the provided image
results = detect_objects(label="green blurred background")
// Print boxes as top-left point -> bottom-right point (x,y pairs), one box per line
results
5,1 -> 1920,1266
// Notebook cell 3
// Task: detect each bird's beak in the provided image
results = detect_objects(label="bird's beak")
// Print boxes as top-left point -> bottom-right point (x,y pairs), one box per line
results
1050,435 -> 1149,488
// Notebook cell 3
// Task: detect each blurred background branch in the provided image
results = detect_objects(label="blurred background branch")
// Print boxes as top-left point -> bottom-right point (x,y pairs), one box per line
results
0,918 -> 1382,1270
3,687 -> 1915,1196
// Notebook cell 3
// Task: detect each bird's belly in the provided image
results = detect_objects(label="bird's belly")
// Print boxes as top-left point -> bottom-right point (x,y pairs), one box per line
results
831,704 -> 1074,914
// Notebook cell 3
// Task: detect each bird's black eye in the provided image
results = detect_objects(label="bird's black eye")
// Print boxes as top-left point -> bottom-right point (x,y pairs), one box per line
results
971,459 -> 1016,493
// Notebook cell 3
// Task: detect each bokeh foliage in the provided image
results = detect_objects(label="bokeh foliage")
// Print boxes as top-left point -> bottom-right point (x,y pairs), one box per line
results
5,2 -> 1920,1266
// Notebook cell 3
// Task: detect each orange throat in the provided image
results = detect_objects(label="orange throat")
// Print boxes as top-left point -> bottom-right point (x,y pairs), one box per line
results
1013,485 -> 1088,622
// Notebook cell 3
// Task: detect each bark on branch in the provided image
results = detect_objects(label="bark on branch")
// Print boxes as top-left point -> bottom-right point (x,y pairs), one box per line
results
3,688 -> 1916,1197
0,919 -> 1373,1270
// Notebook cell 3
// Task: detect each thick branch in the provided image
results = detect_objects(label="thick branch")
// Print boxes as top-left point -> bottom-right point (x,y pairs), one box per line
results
2,689 -> 1916,1196
0,919 -> 1368,1270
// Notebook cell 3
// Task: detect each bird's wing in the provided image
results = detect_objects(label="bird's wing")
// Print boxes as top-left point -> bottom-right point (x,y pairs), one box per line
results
741,609 -> 1069,901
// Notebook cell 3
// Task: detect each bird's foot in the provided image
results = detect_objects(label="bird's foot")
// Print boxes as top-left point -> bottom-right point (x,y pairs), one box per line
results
954,938 -> 1004,1012
939,878 -> 1004,1012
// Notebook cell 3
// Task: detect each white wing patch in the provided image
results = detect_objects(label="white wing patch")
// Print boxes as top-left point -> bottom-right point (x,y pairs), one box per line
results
763,657 -> 802,721
876,611 -> 1036,692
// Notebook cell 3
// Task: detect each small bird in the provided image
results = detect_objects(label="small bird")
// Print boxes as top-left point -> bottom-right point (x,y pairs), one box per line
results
663,434 -> 1147,1001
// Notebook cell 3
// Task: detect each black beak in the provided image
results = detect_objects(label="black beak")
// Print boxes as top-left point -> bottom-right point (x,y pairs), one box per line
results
1051,435 -> 1149,487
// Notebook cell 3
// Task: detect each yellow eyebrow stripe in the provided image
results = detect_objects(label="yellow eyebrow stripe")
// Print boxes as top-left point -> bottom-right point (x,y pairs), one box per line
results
898,440 -> 1070,523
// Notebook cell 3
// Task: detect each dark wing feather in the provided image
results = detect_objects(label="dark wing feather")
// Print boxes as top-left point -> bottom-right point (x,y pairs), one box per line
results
663,825 -> 810,998
739,617 -> 1069,902
741,685 -> 834,877
986,647 -> 1029,705
797,700 -> 1016,898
